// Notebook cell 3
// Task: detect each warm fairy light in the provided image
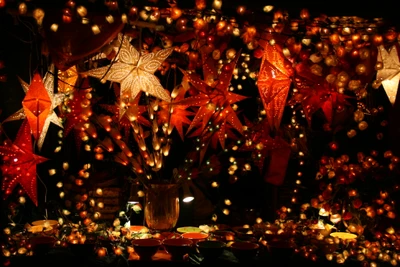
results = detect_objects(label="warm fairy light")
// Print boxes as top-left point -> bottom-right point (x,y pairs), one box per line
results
97,247 -> 107,257
76,5 -> 87,17
263,5 -> 274,12
48,169 -> 56,176
170,7 -> 182,20
18,196 -> 26,204
236,5 -> 246,15
212,0 -> 222,10
33,8 -> 45,25
211,181 -> 219,188
50,23 -> 59,32
96,188 -> 103,196
63,209 -> 71,215
224,199 -> 232,206
92,25 -> 101,35
18,2 -> 27,15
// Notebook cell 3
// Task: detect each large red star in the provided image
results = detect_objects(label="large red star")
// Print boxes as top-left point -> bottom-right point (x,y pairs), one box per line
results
176,50 -> 248,161
0,119 -> 48,206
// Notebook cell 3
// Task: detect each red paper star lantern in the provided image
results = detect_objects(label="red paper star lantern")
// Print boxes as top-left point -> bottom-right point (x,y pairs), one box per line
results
293,62 -> 353,126
176,50 -> 248,161
257,42 -> 294,133
0,119 -> 48,206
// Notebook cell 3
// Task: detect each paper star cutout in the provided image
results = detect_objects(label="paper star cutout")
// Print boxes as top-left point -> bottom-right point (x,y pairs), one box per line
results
257,42 -> 293,132
0,119 -> 48,206
86,33 -> 174,118
377,44 -> 400,105
4,66 -> 65,150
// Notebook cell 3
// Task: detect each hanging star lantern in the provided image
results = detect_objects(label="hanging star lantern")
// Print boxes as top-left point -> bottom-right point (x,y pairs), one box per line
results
376,44 -> 400,105
158,85 -> 195,140
177,50 -> 247,141
86,33 -> 174,119
58,65 -> 79,94
257,42 -> 294,132
173,51 -> 247,162
293,62 -> 353,126
3,66 -> 65,150
0,119 -> 48,206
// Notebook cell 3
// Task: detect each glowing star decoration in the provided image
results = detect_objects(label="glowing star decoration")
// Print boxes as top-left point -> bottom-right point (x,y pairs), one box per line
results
4,67 -> 65,150
0,119 -> 49,206
293,62 -> 353,126
176,51 -> 247,162
257,42 -> 293,132
58,65 -> 79,94
377,44 -> 400,105
158,85 -> 195,140
86,33 -> 174,119
178,51 -> 247,139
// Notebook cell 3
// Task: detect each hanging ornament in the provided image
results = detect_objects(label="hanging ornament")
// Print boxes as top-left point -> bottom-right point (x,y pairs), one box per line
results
0,119 -> 49,206
58,65 -> 79,94
257,42 -> 293,133
3,66 -> 65,150
158,85 -> 195,141
176,50 -> 247,162
376,44 -> 400,105
86,33 -> 174,119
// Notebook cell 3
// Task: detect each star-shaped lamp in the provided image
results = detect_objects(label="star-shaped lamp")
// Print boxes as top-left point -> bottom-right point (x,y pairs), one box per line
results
3,67 -> 65,150
86,33 -> 174,119
257,42 -> 293,132
376,44 -> 400,105
0,119 -> 48,206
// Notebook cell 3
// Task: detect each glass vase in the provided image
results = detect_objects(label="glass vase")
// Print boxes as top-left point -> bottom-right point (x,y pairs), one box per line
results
144,183 -> 180,232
